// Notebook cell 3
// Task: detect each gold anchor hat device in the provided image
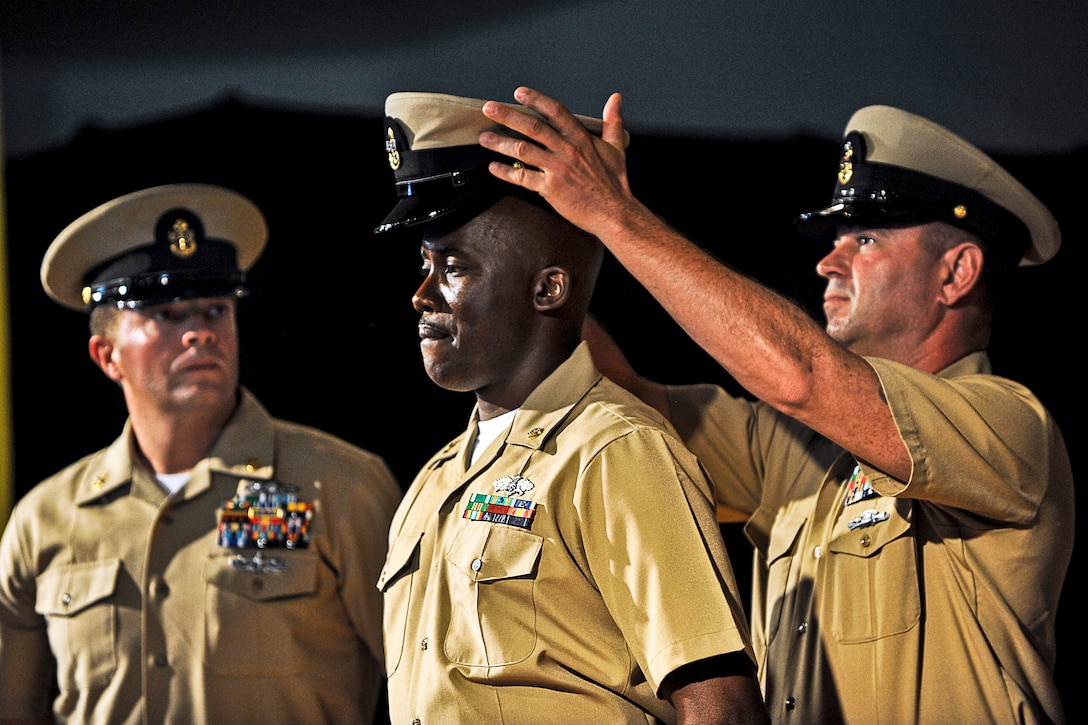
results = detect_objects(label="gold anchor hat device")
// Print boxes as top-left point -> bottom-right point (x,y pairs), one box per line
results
42,183 -> 267,311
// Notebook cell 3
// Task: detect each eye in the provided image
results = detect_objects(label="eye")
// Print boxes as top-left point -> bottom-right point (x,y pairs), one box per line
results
206,304 -> 228,320
858,235 -> 876,246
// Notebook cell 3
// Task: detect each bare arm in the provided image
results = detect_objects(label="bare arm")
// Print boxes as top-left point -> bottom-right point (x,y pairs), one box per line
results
482,88 -> 911,480
662,653 -> 770,725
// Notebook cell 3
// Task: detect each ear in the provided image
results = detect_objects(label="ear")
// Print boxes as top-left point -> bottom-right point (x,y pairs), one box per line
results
937,242 -> 984,307
89,335 -> 123,382
533,266 -> 570,312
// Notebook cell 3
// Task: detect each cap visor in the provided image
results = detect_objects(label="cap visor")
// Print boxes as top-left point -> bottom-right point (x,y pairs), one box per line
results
375,185 -> 506,235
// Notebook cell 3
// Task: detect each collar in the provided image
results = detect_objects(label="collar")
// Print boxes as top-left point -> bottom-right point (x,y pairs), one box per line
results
422,342 -> 603,472
935,350 -> 992,377
495,341 -> 602,453
73,387 -> 276,506
863,350 -> 993,381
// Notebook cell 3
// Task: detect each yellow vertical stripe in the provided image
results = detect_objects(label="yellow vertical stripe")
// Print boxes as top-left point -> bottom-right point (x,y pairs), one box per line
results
0,70 -> 11,529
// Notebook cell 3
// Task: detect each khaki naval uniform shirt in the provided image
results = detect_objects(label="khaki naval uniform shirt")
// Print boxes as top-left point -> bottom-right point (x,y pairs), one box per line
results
0,389 -> 402,725
667,352 -> 1073,725
379,343 -> 755,725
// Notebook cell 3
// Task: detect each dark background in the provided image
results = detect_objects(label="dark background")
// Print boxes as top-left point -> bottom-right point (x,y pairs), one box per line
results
4,2 -> 1087,160
3,98 -> 1082,720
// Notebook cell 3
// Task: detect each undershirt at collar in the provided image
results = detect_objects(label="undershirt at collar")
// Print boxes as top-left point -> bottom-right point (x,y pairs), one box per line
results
156,471 -> 192,494
471,409 -> 518,466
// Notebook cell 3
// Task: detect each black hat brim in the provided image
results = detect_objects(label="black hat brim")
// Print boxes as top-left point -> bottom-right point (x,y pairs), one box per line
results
795,201 -> 929,241
375,182 -> 505,235
375,178 -> 551,236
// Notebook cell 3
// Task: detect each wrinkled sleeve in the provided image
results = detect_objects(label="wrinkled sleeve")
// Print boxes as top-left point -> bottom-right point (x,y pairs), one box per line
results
576,426 -> 755,695
865,357 -> 1054,523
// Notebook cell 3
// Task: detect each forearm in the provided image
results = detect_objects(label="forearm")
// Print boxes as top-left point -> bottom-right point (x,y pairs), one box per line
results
664,653 -> 770,725
598,207 -> 911,478
599,202 -> 842,414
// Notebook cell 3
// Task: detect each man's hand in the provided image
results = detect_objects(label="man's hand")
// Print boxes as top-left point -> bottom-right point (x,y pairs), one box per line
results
480,87 -> 637,241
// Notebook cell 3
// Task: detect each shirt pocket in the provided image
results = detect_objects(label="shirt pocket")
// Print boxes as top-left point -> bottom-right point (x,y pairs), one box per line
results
35,559 -> 120,689
376,531 -> 423,677
202,552 -> 319,675
825,497 -> 919,643
443,523 -> 543,667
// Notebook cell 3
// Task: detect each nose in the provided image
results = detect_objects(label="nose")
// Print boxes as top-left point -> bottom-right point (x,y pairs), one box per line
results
182,329 -> 216,347
816,242 -> 850,280
412,274 -> 438,314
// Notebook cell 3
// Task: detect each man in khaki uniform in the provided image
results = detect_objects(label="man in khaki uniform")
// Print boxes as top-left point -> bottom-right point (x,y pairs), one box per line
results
479,91 -> 1074,723
373,92 -> 769,725
0,184 -> 403,724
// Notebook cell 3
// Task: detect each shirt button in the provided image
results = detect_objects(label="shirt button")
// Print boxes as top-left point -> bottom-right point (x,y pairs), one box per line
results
471,558 -> 482,572
412,720 -> 421,725
813,545 -> 823,559
785,697 -> 797,711
860,534 -> 872,547
420,638 -> 428,650
797,622 -> 807,634
150,654 -> 168,667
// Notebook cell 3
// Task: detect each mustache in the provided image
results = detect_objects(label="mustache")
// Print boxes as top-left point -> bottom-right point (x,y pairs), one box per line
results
418,316 -> 452,338
823,281 -> 851,298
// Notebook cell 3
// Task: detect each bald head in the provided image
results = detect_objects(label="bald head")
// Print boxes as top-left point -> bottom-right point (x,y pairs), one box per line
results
467,195 -> 603,327
513,196 -> 603,317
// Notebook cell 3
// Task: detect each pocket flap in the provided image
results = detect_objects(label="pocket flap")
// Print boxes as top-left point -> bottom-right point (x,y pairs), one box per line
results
764,513 -> 806,564
36,559 -> 120,616
446,524 -> 542,583
828,498 -> 912,558
204,553 -> 318,601
377,531 -> 423,592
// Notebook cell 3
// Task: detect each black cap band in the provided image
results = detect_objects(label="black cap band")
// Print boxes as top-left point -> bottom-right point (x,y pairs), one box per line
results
81,208 -> 247,309
84,265 -> 246,309
797,159 -> 1031,262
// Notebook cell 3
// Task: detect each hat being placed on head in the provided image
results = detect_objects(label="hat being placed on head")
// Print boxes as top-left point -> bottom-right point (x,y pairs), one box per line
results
796,105 -> 1060,266
41,183 -> 268,311
375,91 -> 629,235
